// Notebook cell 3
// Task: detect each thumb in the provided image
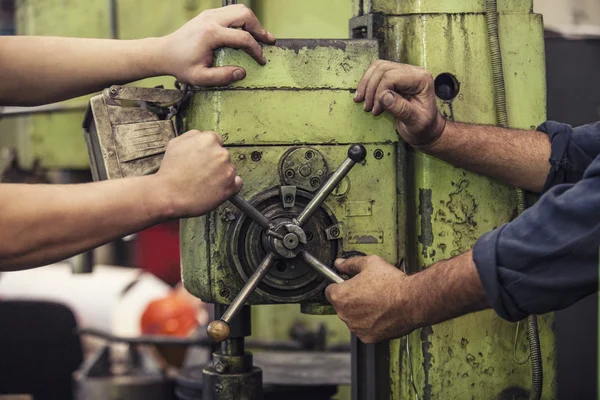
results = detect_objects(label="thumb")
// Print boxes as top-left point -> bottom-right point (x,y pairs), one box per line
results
380,90 -> 413,121
334,256 -> 368,276
189,66 -> 246,87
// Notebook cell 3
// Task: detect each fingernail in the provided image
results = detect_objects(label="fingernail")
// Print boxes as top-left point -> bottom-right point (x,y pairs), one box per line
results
382,91 -> 395,108
334,258 -> 344,267
354,91 -> 361,100
267,32 -> 276,42
233,69 -> 245,81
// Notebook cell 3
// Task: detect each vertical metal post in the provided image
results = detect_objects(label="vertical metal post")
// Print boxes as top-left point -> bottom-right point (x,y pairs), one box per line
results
351,335 -> 390,400
109,0 -> 118,39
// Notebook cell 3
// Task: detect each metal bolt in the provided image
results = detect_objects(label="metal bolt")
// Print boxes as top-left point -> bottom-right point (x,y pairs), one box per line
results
284,194 -> 294,203
219,288 -> 231,298
214,361 -> 228,374
239,154 -> 247,161
330,227 -> 340,238
305,150 -> 314,160
214,383 -> 224,393
251,151 -> 262,162
285,169 -> 295,178
374,149 -> 384,159
221,208 -> 236,222
109,87 -> 119,97
310,177 -> 321,188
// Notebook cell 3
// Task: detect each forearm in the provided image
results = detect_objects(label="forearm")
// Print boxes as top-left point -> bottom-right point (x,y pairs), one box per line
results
405,251 -> 490,328
423,121 -> 551,193
0,36 -> 165,106
0,176 -> 172,271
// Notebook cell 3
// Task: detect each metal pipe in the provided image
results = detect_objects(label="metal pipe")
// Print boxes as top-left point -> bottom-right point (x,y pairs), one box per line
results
222,338 -> 245,356
299,251 -> 345,284
295,158 -> 355,227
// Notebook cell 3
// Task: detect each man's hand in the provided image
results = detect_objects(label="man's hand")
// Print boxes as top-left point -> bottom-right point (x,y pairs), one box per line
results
160,4 -> 276,87
154,130 -> 242,218
325,255 -> 420,344
354,60 -> 446,148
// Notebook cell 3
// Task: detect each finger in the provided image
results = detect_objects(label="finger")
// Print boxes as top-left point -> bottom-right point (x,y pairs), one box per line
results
233,175 -> 243,193
377,90 -> 414,122
204,131 -> 224,146
216,5 -> 276,44
188,65 -> 246,87
355,61 -> 380,103
324,284 -> 341,306
218,28 -> 266,65
334,257 -> 369,276
362,62 -> 398,112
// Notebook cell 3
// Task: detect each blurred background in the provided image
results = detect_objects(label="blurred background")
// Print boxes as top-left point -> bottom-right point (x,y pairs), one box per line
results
0,1 -> 598,399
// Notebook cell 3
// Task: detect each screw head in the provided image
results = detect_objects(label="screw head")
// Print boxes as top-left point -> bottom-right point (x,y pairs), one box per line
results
306,231 -> 314,241
330,227 -> 340,238
219,288 -> 231,298
214,361 -> 228,374
109,87 -> 119,96
283,233 -> 299,250
310,177 -> 321,188
285,169 -> 295,178
239,154 -> 247,161
214,383 -> 224,393
305,150 -> 314,160
374,149 -> 384,159
284,194 -> 294,203
251,151 -> 262,162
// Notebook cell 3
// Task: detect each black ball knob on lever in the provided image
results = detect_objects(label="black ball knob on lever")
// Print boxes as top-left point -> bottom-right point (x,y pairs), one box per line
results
347,144 -> 367,163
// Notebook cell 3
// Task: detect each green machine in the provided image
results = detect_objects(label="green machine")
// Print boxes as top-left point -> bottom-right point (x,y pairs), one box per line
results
53,0 -> 558,399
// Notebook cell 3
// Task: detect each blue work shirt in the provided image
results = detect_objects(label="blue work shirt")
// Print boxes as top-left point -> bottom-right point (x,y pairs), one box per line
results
473,121 -> 600,322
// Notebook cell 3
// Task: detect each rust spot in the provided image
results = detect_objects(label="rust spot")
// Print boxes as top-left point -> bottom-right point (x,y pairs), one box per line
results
418,189 -> 434,261
460,338 -> 469,348
420,326 -> 434,399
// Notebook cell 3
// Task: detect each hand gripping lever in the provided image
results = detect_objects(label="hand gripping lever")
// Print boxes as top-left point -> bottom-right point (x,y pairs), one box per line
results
207,144 -> 367,342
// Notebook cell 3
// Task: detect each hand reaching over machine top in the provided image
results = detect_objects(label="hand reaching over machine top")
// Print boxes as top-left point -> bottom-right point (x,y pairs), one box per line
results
155,130 -> 243,219
325,255 -> 419,344
355,60 -> 446,149
160,4 -> 277,87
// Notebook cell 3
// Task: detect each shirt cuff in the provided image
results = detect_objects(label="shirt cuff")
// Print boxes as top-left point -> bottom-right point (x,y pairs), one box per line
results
472,225 -> 527,322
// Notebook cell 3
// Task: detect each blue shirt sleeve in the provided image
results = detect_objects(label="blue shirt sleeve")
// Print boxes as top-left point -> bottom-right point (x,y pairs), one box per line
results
538,121 -> 600,192
473,152 -> 600,322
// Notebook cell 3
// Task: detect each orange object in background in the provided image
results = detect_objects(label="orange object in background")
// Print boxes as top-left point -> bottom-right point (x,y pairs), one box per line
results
140,288 -> 200,337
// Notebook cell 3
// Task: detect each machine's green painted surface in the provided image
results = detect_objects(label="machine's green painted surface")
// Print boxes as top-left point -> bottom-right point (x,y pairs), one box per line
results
361,0 -> 532,15
215,40 -> 378,89
373,8 -> 556,400
252,0 -> 352,39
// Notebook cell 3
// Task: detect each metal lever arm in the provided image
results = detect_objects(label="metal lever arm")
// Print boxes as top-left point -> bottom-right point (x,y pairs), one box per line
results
207,252 -> 276,342
295,144 -> 367,226
229,195 -> 284,240
298,250 -> 345,284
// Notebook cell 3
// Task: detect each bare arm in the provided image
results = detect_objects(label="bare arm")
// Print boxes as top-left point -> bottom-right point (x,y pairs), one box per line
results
355,61 -> 551,192
0,176 -> 166,270
424,121 -> 551,192
0,130 -> 241,272
0,5 -> 275,106
325,251 -> 488,343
